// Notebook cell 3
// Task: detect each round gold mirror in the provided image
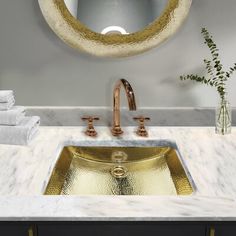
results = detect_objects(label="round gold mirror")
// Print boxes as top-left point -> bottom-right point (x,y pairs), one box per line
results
38,0 -> 192,57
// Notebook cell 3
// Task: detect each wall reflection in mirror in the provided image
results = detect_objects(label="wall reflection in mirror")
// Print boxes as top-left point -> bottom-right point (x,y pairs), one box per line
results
64,0 -> 168,34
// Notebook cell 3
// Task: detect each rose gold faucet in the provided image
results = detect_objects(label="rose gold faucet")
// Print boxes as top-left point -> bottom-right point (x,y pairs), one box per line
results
111,79 -> 137,136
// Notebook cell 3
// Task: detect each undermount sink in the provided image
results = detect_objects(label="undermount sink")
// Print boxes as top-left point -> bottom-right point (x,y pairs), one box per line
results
44,145 -> 194,196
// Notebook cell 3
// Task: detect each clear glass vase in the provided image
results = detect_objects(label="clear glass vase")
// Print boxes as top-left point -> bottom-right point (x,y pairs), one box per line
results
215,98 -> 231,135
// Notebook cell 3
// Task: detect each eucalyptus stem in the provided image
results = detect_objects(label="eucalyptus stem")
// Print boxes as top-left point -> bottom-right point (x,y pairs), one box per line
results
180,28 -> 236,100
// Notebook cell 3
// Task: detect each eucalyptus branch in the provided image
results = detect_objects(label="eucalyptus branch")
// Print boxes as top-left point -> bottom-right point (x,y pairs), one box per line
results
180,28 -> 236,100
180,75 -> 208,84
203,59 -> 214,78
226,63 -> 236,78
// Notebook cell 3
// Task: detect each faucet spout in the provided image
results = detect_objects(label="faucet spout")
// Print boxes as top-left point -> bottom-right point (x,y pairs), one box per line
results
111,79 -> 137,136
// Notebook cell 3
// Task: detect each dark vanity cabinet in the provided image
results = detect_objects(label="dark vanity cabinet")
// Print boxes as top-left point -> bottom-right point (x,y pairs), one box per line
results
0,223 -> 32,236
207,224 -> 236,236
37,222 -> 206,236
1,222 -> 236,236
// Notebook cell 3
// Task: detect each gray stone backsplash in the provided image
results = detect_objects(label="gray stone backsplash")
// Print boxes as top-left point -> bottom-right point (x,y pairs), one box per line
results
26,107 -> 236,126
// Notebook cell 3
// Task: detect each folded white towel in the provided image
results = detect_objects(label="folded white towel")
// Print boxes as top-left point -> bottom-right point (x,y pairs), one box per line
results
0,106 -> 26,125
0,97 -> 15,111
0,90 -> 14,103
0,116 -> 40,145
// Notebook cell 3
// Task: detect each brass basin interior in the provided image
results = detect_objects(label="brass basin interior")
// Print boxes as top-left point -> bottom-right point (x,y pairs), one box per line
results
44,146 -> 194,195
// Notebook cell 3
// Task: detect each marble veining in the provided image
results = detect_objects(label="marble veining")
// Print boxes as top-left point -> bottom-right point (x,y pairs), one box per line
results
0,126 -> 236,220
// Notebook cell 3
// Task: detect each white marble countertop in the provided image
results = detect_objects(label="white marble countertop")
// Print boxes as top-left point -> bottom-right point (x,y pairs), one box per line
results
0,126 -> 236,221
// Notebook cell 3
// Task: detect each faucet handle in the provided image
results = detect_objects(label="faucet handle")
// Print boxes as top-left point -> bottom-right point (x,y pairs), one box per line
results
133,116 -> 150,137
81,116 -> 100,137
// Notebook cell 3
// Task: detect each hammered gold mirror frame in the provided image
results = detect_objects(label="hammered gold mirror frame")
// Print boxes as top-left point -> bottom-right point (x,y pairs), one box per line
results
38,0 -> 192,57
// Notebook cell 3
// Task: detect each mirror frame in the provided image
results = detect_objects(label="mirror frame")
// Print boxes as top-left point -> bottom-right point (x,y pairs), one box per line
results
38,0 -> 192,57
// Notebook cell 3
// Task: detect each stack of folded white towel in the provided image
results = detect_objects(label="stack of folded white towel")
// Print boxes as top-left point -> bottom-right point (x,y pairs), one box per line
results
0,90 -> 40,145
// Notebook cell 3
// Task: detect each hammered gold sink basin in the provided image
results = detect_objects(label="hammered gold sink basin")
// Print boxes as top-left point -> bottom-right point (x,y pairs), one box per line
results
44,146 -> 194,195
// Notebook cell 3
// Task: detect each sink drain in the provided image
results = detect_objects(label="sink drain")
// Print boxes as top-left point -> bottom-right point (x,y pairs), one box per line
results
110,165 -> 128,179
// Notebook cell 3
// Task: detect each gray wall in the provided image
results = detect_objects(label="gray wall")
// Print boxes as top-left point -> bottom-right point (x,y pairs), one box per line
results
0,0 -> 236,107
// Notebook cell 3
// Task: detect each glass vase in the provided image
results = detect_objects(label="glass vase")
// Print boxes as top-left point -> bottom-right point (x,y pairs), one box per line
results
215,98 -> 231,135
